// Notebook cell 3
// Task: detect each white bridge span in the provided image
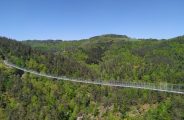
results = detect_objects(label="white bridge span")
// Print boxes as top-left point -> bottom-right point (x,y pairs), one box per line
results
4,60 -> 184,94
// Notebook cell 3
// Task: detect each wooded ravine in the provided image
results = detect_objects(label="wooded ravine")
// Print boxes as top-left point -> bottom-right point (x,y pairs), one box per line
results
0,34 -> 184,119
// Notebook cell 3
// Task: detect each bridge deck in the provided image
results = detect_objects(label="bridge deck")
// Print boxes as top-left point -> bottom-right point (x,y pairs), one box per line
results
4,60 -> 184,94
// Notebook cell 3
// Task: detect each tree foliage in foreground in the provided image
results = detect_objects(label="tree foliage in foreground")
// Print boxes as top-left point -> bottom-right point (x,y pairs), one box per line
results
0,35 -> 184,119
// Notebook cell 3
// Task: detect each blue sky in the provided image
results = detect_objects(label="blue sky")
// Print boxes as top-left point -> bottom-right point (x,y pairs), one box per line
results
0,0 -> 184,40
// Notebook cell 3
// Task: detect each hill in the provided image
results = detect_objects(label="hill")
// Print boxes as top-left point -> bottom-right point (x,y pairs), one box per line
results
0,35 -> 184,119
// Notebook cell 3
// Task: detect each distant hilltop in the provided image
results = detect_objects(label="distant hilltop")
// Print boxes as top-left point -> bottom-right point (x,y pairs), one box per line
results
90,34 -> 129,39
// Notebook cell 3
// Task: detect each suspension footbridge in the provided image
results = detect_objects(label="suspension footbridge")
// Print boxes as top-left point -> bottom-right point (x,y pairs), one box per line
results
4,60 -> 184,94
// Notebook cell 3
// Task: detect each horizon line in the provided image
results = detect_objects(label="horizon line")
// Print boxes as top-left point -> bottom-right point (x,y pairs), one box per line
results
1,33 -> 183,41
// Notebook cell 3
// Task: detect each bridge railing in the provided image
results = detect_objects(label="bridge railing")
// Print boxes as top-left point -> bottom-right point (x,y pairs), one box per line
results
4,60 -> 184,94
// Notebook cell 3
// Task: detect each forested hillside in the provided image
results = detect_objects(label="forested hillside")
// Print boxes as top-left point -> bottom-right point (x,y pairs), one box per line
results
22,34 -> 184,84
0,35 -> 184,119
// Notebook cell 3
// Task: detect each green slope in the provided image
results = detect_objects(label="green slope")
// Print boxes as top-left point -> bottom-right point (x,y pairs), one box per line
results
0,35 -> 184,119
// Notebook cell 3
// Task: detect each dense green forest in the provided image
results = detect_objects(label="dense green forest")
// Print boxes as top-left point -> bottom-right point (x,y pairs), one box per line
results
0,34 -> 184,119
